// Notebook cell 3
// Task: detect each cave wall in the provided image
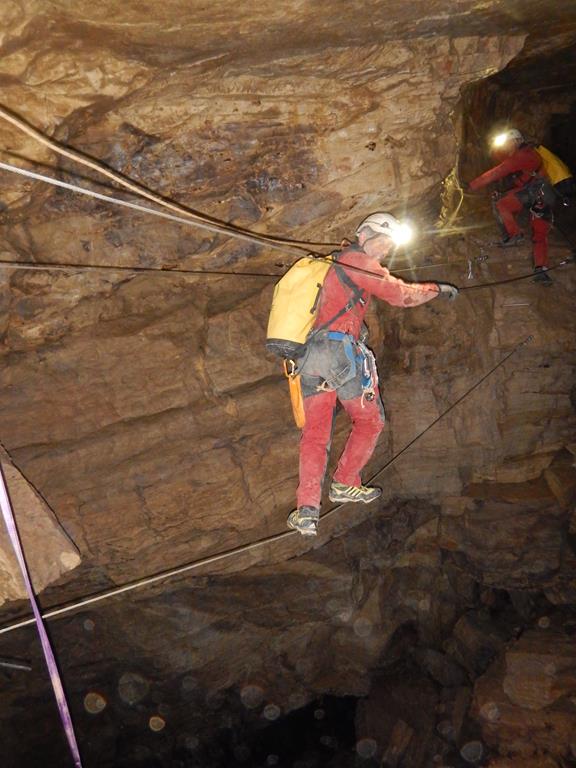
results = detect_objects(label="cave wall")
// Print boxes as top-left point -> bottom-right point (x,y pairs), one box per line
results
0,8 -> 531,589
0,2 -> 575,768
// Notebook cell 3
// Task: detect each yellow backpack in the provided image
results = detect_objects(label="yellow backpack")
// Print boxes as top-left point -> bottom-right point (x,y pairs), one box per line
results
535,145 -> 572,187
266,256 -> 333,359
266,253 -> 366,360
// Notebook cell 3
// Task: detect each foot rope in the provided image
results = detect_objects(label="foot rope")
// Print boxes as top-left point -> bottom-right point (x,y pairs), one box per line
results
0,335 -> 532,641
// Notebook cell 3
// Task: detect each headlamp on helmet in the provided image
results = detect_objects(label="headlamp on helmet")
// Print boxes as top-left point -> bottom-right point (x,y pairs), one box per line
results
355,212 -> 414,246
492,128 -> 523,148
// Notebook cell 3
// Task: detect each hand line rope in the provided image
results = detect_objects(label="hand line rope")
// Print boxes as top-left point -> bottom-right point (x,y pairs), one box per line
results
0,336 -> 530,639
459,257 -> 574,291
1,161 -> 573,291
0,161 -> 445,287
0,105 -> 335,252
0,255 -> 453,280
0,161 -> 309,259
365,335 -> 533,483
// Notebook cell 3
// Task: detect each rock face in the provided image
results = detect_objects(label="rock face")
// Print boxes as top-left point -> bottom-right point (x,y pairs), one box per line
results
0,448 -> 80,606
0,2 -> 575,767
472,628 -> 576,763
0,2 -> 562,591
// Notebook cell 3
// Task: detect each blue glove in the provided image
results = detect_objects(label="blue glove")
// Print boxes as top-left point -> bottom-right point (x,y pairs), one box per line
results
436,283 -> 459,300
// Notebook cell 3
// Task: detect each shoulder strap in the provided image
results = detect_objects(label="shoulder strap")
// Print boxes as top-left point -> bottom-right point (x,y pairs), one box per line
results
311,259 -> 366,337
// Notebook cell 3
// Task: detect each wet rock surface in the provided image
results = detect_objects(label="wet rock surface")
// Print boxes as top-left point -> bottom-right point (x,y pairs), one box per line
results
0,2 -> 575,767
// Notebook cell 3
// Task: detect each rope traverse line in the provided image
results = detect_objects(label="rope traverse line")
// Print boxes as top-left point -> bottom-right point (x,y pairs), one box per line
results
459,257 -> 574,291
0,162 -> 446,293
0,161 -> 308,259
0,256 -> 454,280
0,336 -> 531,639
1,160 -> 574,290
366,335 -> 533,482
0,105 -> 334,253
0,161 -> 443,288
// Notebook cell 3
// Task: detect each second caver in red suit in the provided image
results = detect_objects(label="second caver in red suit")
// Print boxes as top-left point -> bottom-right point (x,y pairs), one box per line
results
287,212 -> 459,537
469,132 -> 554,270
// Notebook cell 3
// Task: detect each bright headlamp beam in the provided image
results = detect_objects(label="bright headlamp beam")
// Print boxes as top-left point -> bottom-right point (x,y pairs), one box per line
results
390,223 -> 414,246
492,133 -> 508,148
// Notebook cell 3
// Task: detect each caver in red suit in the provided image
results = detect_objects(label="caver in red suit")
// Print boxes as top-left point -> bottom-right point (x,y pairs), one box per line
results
286,212 -> 459,537
468,132 -> 554,268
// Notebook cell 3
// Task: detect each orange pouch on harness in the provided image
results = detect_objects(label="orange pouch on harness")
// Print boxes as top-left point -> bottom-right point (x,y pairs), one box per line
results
283,362 -> 306,429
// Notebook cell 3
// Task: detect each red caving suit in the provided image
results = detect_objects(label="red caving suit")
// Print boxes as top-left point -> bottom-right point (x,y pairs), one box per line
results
469,145 -> 552,267
296,244 -> 439,509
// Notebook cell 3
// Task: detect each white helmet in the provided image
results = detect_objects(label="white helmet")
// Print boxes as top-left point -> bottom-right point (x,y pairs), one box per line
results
492,128 -> 523,148
355,212 -> 413,246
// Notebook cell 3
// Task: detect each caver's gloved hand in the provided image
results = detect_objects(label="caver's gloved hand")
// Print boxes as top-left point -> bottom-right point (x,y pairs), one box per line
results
436,282 -> 459,300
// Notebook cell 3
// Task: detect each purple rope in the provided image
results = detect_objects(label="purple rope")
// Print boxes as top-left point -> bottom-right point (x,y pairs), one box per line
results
0,464 -> 83,767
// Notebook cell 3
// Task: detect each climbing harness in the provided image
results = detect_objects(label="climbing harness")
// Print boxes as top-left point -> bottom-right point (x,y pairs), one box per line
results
317,332 -> 376,404
0,465 -> 83,767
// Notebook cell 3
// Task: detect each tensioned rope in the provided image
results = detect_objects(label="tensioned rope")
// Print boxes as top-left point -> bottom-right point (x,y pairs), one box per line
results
0,110 -> 569,768
0,160 -> 456,287
0,108 -> 568,768
0,105 -> 334,252
0,160 -> 310,259
0,334 -> 532,640
0,160 -> 573,291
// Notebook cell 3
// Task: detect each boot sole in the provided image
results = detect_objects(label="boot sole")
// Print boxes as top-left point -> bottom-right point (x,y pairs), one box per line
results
287,514 -> 318,536
328,493 -> 381,504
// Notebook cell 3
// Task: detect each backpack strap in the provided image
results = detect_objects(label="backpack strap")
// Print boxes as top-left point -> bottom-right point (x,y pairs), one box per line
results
309,259 -> 366,338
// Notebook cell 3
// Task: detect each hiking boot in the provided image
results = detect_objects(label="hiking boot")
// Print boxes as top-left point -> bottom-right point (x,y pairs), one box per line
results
328,482 -> 382,504
532,266 -> 552,286
287,506 -> 319,536
496,234 -> 524,248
